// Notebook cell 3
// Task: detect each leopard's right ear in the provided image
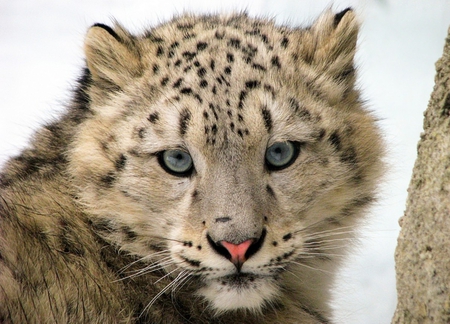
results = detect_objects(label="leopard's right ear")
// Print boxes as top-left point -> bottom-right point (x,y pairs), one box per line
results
84,23 -> 142,90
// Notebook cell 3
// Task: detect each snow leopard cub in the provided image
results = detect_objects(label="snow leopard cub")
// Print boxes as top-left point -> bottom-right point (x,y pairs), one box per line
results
0,8 -> 384,324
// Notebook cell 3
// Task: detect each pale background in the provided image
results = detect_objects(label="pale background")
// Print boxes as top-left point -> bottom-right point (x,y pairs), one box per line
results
1,1 -> 449,323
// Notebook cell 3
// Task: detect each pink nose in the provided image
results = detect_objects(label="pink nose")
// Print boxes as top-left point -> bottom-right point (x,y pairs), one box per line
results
220,239 -> 253,271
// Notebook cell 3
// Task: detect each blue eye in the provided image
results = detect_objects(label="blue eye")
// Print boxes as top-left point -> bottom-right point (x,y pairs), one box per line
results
265,141 -> 299,170
159,149 -> 193,176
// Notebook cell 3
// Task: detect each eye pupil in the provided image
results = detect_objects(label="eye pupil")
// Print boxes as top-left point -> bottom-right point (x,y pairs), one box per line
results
160,149 -> 193,176
265,141 -> 299,171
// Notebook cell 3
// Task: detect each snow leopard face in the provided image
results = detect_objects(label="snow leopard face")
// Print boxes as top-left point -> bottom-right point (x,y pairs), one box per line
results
68,9 -> 383,315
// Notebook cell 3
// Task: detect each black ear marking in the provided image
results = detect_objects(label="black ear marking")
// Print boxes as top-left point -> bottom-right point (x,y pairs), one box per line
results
334,8 -> 353,27
91,23 -> 121,42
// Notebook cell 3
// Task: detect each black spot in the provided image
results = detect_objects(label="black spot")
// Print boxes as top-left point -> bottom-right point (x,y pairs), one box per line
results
245,80 -> 260,89
180,87 -> 192,95
183,65 -> 192,73
210,59 -> 215,71
226,99 -> 231,107
199,80 -> 208,88
148,112 -> 159,123
197,42 -> 208,51
260,34 -> 269,43
238,90 -> 247,109
167,49 -> 175,58
266,185 -> 275,197
173,78 -> 183,88
228,38 -> 241,49
329,131 -> 341,151
174,59 -> 182,67
192,190 -> 199,199
122,226 -> 138,241
204,126 -> 209,134
237,129 -> 243,137
230,122 -> 235,131
152,64 -> 159,74
156,45 -> 164,57
100,172 -> 116,187
211,124 -> 218,135
237,114 -> 244,122
280,37 -> 289,48
115,154 -> 127,171
182,51 -> 197,61
160,77 -> 169,86
212,85 -> 217,94
197,245 -> 202,250
170,41 -> 180,49
334,8 -> 353,28
194,94 -> 203,104
181,256 -> 200,267
282,233 -> 292,241
224,66 -> 232,74
252,63 -> 266,71
272,241 -> 278,247
271,56 -> 281,69
203,111 -> 209,119
261,106 -> 272,132
226,53 -> 234,62
179,109 -> 191,136
227,110 -> 233,118
197,67 -> 207,78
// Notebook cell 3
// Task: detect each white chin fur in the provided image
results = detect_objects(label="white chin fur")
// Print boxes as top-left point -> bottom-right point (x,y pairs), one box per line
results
197,278 -> 279,313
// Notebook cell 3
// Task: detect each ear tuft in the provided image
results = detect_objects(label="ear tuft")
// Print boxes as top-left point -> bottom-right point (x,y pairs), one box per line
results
84,23 -> 142,90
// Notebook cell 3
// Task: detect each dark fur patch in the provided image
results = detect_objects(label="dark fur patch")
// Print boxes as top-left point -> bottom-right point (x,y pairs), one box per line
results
251,63 -> 266,71
271,56 -> 281,69
224,66 -> 232,74
179,109 -> 192,136
328,131 -> 341,151
238,90 -> 247,109
160,77 -> 169,86
266,185 -> 275,197
282,233 -> 292,241
122,226 -> 138,241
226,53 -> 234,62
173,78 -> 183,88
182,51 -> 197,61
115,154 -> 127,171
148,112 -> 159,123
199,80 -> 208,88
100,171 -> 116,187
198,67 -> 207,78
261,106 -> 272,132
334,8 -> 353,28
280,37 -> 289,48
228,38 -> 241,49
245,80 -> 260,89
197,42 -> 208,51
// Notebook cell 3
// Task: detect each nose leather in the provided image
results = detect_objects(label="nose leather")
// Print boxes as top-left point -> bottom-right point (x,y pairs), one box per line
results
220,239 -> 253,271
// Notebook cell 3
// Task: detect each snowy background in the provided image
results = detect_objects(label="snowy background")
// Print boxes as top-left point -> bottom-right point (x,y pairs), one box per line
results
1,0 -> 449,323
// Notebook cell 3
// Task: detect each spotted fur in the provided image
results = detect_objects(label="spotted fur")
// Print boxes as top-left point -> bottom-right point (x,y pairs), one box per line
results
0,9 -> 384,324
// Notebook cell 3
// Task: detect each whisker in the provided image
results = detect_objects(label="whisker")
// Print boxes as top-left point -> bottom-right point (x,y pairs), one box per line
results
289,261 -> 333,274
140,270 -> 186,317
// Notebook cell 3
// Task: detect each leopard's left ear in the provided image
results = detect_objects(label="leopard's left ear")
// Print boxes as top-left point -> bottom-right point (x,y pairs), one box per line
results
300,8 -> 359,83
84,22 -> 143,90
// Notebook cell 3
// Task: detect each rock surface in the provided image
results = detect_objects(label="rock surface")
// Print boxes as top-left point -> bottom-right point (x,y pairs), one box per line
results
392,27 -> 450,323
